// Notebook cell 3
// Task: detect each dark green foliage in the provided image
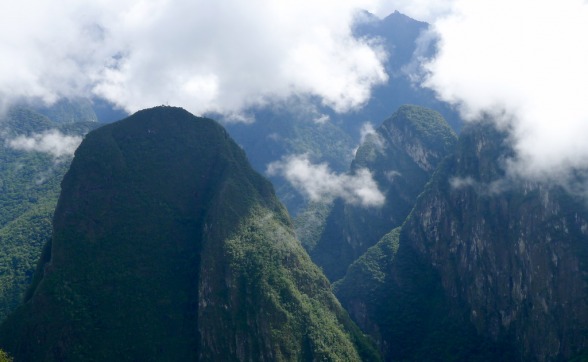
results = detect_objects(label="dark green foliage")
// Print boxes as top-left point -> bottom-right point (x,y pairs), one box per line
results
294,202 -> 332,252
337,120 -> 588,361
0,106 -> 98,322
0,205 -> 53,322
336,228 -> 508,361
0,106 -> 377,361
302,105 -> 457,282
0,349 -> 12,362
212,208 -> 379,361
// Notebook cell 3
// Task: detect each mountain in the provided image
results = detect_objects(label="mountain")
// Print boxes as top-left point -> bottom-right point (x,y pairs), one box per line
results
218,103 -> 356,215
299,105 -> 457,282
0,107 -> 97,322
0,106 -> 378,361
335,122 -> 588,361
220,11 -> 462,216
351,11 -> 461,132
29,98 -> 98,124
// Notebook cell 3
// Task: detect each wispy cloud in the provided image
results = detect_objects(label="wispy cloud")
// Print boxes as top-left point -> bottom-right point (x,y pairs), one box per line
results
360,122 -> 385,148
267,154 -> 385,207
313,114 -> 331,124
449,176 -> 509,196
7,130 -> 82,159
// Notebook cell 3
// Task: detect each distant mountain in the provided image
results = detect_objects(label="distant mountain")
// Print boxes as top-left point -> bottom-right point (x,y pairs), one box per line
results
299,105 -> 456,282
221,11 -> 462,215
0,107 -> 378,361
350,11 -> 461,131
218,103 -> 356,215
14,96 -> 129,124
0,106 -> 97,322
29,98 -> 98,124
335,121 -> 588,361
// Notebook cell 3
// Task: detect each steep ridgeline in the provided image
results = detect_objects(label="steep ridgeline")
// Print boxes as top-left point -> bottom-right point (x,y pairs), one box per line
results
0,107 -> 97,322
0,107 -> 378,361
221,11 -> 462,216
300,105 -> 456,282
335,122 -> 588,361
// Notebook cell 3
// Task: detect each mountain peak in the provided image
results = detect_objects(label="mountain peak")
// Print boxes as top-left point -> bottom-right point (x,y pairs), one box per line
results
0,107 -> 378,361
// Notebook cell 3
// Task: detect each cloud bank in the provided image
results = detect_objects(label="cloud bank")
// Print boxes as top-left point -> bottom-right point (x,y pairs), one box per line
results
267,154 -> 385,207
0,0 -> 395,116
7,130 -> 82,159
421,0 -> 588,183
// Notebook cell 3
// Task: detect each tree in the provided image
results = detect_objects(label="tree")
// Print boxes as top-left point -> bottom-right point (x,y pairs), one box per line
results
0,350 -> 13,362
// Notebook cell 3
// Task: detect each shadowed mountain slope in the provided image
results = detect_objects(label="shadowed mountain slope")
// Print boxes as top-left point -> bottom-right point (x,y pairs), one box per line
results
300,105 -> 456,282
0,106 -> 377,361
336,122 -> 588,361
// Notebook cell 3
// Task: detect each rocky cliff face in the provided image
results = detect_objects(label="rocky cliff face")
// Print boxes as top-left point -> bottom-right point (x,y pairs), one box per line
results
303,105 -> 457,281
0,107 -> 377,361
403,123 -> 588,361
336,121 -> 588,361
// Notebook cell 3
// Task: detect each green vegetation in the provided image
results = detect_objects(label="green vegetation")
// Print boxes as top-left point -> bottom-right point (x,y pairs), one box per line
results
386,104 -> 457,154
335,226 -> 509,361
0,204 -> 53,321
0,106 -> 378,361
0,106 -> 98,322
0,349 -> 12,362
301,105 -> 457,282
335,121 -> 588,361
294,201 -> 333,252
216,207 -> 378,361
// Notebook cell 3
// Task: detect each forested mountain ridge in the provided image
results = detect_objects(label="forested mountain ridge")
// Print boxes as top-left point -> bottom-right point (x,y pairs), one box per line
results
299,105 -> 456,282
3,8 -> 584,360
335,121 -> 588,361
0,106 -> 378,361
0,106 -> 98,322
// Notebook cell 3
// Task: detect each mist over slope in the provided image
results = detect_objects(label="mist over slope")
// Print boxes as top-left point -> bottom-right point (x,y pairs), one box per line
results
0,105 -> 98,322
298,105 -> 456,282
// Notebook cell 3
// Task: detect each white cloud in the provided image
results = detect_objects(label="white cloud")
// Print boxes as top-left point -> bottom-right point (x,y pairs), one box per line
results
420,0 -> 588,184
360,121 -> 384,143
385,170 -> 402,182
0,0 -> 393,117
267,154 -> 385,207
449,176 -> 509,196
7,130 -> 82,159
358,121 -> 386,153
449,176 -> 476,190
313,114 -> 331,124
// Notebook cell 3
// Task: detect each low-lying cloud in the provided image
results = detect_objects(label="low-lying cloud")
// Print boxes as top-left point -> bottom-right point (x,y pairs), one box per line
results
421,0 -> 588,185
360,122 -> 386,148
7,130 -> 82,159
267,154 -> 385,207
1,0 -> 395,117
